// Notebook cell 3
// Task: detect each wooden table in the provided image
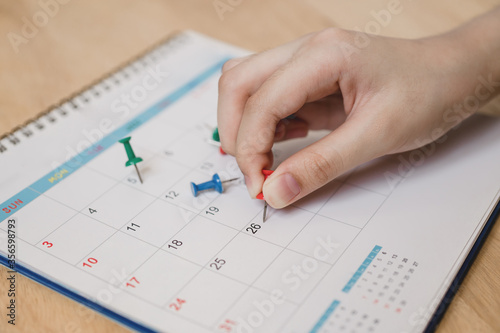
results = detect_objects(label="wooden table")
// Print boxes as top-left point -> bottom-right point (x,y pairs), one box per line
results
1,1 -> 499,332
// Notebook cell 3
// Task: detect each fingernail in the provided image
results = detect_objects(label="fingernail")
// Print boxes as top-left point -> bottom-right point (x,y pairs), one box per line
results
265,173 -> 301,208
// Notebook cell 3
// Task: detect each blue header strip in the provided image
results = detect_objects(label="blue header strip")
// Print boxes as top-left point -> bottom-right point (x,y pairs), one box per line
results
0,57 -> 228,222
342,245 -> 382,293
309,299 -> 341,333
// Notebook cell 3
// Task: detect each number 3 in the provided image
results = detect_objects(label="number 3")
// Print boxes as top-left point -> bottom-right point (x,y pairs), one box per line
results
42,241 -> 53,248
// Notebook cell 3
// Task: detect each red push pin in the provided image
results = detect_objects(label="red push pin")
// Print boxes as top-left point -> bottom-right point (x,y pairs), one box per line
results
256,170 -> 273,222
256,170 -> 273,199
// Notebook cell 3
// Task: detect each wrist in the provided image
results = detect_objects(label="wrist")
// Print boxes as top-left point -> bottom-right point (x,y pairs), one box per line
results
419,9 -> 500,114
446,8 -> 500,101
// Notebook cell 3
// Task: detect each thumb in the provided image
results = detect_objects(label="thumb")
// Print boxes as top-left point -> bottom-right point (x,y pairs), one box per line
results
262,117 -> 386,208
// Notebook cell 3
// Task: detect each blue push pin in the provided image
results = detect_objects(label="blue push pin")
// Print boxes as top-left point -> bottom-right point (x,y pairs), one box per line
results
191,173 -> 239,197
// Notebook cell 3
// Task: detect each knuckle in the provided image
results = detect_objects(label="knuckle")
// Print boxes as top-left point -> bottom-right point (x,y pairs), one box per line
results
218,69 -> 243,93
235,137 -> 253,158
235,151 -> 256,174
245,92 -> 282,122
302,150 -> 340,186
221,58 -> 240,73
218,71 -> 232,91
245,94 -> 272,120
245,94 -> 261,114
309,27 -> 350,45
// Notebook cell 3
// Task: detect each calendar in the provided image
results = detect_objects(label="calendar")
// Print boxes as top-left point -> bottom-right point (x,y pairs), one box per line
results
1,31 -> 500,333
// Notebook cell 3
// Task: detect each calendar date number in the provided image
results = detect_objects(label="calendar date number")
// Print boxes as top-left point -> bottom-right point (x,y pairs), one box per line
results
167,240 -> 183,250
245,223 -> 261,234
125,276 -> 140,288
210,258 -> 226,270
169,298 -> 186,311
82,257 -> 98,268
165,191 -> 179,200
219,319 -> 237,332
205,206 -> 219,215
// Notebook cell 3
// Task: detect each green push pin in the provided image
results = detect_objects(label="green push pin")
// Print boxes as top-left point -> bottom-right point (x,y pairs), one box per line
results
119,136 -> 143,184
212,127 -> 220,142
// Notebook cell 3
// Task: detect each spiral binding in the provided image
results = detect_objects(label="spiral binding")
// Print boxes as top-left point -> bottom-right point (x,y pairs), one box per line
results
0,31 -> 187,154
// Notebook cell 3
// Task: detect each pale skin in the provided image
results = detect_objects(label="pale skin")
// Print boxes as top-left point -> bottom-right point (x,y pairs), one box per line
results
217,7 -> 500,209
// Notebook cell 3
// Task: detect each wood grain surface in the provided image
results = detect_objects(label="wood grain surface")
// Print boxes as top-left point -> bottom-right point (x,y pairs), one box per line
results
0,1 -> 499,332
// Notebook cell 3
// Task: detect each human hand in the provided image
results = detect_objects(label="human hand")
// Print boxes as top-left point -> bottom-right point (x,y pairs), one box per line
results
217,12 -> 500,209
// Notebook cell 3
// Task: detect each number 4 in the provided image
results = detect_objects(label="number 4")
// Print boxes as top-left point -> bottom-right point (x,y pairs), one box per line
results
89,208 -> 97,214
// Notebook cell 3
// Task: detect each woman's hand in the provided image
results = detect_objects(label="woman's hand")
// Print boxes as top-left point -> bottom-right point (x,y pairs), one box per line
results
217,9 -> 500,209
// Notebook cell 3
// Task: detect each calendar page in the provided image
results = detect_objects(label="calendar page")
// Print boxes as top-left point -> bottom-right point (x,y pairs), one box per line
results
1,31 -> 500,333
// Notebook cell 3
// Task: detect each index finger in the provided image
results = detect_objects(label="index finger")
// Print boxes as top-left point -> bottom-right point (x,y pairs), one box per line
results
217,34 -> 314,155
236,44 -> 343,197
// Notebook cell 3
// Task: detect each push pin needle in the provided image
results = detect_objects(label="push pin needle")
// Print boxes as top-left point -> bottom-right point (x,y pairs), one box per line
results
256,170 -> 274,223
263,202 -> 268,223
133,164 -> 143,184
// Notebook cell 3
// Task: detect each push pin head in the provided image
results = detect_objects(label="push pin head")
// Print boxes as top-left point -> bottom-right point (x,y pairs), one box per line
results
190,173 -> 239,197
212,127 -> 220,142
256,170 -> 274,200
119,137 -> 143,167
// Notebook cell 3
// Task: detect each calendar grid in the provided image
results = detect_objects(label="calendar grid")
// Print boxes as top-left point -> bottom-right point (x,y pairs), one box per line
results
24,198 -> 302,333
200,205 -> 351,264
29,200 -> 82,247
277,189 -> 395,332
80,131 -> 282,328
155,246 -> 302,305
5,128 -> 400,331
34,200 -> 230,332
27,168 -> 386,333
210,210 -> 320,329
35,167 -> 127,245
157,204 -> 264,310
13,229 -> 217,331
34,156 -> 362,301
